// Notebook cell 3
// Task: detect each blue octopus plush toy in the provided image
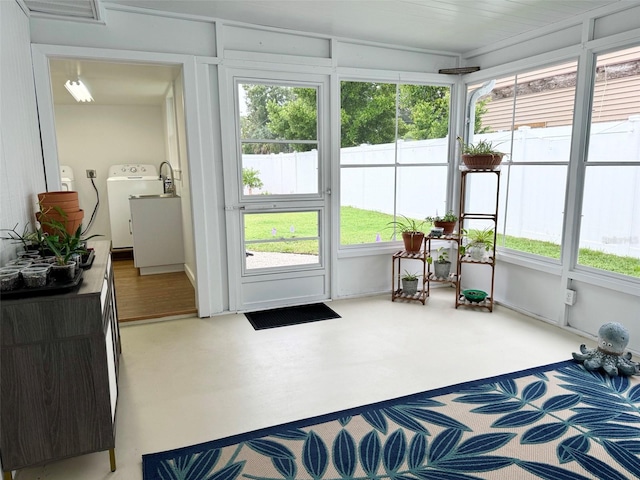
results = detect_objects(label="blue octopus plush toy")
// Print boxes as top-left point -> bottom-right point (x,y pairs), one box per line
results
573,322 -> 640,376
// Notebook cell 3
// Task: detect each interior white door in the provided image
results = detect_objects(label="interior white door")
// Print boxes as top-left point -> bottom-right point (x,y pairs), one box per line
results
223,70 -> 331,311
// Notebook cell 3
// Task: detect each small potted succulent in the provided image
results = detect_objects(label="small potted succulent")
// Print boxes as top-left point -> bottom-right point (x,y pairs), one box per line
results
401,270 -> 420,295
41,216 -> 101,282
432,247 -> 452,278
426,210 -> 458,235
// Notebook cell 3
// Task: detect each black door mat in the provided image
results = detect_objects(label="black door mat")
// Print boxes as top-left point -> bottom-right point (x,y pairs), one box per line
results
245,303 -> 341,330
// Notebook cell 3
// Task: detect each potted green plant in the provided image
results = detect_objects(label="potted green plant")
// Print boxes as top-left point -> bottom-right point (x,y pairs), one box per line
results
463,227 -> 495,261
36,192 -> 84,235
1,223 -> 38,251
387,215 -> 426,253
42,218 -> 101,281
432,247 -> 452,278
457,136 -> 505,170
1,223 -> 51,257
242,167 -> 264,194
401,270 -> 420,295
44,227 -> 84,281
426,210 -> 458,235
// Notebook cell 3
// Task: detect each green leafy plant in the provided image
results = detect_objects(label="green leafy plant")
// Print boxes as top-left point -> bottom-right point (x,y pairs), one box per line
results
465,227 -> 495,251
457,136 -> 503,156
386,215 -> 425,234
40,215 -> 102,265
1,223 -> 49,254
44,226 -> 83,265
242,167 -> 264,193
435,247 -> 449,263
401,270 -> 419,281
426,210 -> 458,223
2,223 -> 37,249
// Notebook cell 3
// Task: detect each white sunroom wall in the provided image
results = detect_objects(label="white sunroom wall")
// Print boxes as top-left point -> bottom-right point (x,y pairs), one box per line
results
463,3 -> 640,353
28,2 -> 639,327
218,20 -> 464,301
28,2 -> 462,312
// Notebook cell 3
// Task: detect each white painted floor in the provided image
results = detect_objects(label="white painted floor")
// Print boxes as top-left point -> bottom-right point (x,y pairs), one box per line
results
15,289 -> 594,479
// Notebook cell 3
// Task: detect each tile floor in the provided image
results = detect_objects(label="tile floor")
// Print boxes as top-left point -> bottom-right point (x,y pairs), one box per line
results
15,288 -> 593,479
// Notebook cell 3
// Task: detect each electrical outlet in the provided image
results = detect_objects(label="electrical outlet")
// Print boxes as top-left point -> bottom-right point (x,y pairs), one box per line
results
86,169 -> 96,179
565,289 -> 577,306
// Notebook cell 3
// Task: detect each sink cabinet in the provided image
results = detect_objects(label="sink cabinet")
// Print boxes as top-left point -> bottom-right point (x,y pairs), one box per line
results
0,241 -> 121,478
130,195 -> 185,275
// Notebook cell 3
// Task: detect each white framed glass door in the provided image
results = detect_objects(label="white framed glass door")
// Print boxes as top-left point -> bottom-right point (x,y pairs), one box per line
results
223,70 -> 330,311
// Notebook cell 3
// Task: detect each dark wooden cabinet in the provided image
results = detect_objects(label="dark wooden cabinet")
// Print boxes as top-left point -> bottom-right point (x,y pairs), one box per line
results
0,241 -> 120,478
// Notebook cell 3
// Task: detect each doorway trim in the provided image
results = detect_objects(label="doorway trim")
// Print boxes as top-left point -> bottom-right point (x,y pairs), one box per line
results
31,44 -> 218,317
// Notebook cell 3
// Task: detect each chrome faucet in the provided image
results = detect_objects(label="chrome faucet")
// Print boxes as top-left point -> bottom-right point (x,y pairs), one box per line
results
158,161 -> 175,195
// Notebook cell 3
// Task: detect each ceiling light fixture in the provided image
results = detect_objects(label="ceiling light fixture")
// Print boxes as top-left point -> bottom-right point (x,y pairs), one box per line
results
64,79 -> 93,102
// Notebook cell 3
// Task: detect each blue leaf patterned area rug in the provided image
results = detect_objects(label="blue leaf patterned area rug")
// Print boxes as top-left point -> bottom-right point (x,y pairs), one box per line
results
142,360 -> 640,480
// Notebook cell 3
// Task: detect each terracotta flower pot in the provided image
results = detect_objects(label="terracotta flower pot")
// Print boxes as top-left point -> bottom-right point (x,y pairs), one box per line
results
402,231 -> 425,253
37,191 -> 83,235
36,209 -> 84,236
434,220 -> 456,234
38,191 -> 80,212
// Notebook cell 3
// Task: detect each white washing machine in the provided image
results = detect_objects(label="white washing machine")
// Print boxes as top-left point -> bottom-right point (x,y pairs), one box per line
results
106,164 -> 163,249
60,165 -> 76,191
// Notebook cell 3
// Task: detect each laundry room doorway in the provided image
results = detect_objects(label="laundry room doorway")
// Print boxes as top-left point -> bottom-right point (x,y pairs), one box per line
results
40,56 -> 198,321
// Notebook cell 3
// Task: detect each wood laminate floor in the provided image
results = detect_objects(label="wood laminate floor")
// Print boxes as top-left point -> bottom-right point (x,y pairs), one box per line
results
112,259 -> 197,322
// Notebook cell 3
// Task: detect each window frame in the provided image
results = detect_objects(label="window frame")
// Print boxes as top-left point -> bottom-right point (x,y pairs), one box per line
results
464,58 -> 581,266
462,44 -> 640,294
337,76 -> 456,253
572,44 -> 640,284
235,78 -> 324,202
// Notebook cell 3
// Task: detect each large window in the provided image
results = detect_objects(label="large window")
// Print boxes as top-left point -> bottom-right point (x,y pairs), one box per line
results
339,81 -> 451,246
238,82 -> 318,196
468,60 -> 579,260
577,46 -> 640,278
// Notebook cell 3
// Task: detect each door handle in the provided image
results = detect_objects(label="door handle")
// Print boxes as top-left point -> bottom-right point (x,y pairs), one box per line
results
225,204 -> 277,211
129,219 -> 133,234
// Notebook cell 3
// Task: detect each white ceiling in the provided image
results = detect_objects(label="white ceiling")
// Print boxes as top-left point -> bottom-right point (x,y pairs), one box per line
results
105,0 -> 624,54
42,0 -> 628,106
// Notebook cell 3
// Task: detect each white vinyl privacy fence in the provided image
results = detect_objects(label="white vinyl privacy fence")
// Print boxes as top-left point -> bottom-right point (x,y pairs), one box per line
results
242,116 -> 640,258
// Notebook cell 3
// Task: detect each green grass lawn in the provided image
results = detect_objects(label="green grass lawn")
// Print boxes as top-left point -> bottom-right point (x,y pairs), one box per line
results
244,206 -> 640,278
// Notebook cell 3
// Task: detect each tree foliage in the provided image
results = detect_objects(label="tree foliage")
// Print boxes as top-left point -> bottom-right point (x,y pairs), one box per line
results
239,81 -> 487,153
